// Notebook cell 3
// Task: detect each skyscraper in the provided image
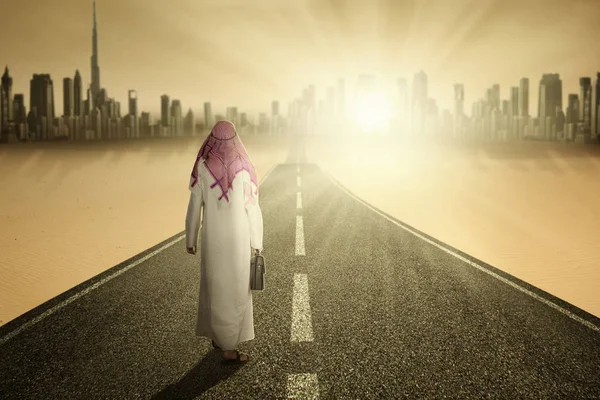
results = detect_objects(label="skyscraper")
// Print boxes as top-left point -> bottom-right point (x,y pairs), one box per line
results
579,77 -> 592,135
518,78 -> 529,117
538,74 -> 562,138
1,66 -> 13,131
84,87 -> 92,115
74,70 -> 83,117
510,86 -> 519,116
204,102 -> 212,130
91,106 -> 101,140
63,77 -> 74,117
12,94 -> 26,140
307,84 -> 316,110
90,0 -> 101,108
184,108 -> 195,136
30,74 -> 55,140
161,95 -> 170,127
128,90 -> 137,117
566,94 -> 580,123
12,94 -> 26,124
171,99 -> 183,136
502,100 -> 509,116
411,71 -> 428,134
226,107 -> 238,125
491,84 -> 500,110
27,107 -> 38,141
453,83 -> 464,138
128,90 -> 138,138
271,100 -> 280,135
411,71 -> 427,109
140,112 -> 152,137
593,73 -> 600,139
454,84 -> 464,117
485,88 -> 493,106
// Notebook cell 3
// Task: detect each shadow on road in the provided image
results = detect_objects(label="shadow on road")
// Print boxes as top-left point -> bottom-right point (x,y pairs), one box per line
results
151,349 -> 243,400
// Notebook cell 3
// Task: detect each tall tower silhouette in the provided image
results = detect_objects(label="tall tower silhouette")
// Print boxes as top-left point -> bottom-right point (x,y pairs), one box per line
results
1,66 -> 14,131
74,70 -> 83,117
90,1 -> 100,108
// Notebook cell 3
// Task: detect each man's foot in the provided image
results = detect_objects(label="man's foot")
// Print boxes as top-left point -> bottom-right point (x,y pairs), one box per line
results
223,350 -> 250,363
211,340 -> 221,350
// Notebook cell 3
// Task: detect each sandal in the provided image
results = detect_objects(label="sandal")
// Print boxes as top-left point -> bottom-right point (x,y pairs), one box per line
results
223,350 -> 250,363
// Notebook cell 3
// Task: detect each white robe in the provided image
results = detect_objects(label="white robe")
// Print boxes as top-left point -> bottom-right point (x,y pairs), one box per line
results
185,160 -> 264,350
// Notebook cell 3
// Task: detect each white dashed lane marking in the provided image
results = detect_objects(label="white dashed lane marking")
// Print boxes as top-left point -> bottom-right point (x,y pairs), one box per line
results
291,273 -> 314,342
295,215 -> 305,256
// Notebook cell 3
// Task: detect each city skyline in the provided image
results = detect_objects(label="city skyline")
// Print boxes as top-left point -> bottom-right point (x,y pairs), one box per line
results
0,0 -> 598,116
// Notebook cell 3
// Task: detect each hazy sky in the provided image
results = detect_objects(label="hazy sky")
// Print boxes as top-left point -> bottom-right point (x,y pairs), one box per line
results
0,0 -> 599,118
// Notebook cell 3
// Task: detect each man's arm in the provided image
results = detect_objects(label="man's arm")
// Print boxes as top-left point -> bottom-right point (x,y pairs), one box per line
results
185,167 -> 204,255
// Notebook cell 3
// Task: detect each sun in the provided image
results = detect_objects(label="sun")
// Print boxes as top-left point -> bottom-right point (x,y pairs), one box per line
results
351,91 -> 392,133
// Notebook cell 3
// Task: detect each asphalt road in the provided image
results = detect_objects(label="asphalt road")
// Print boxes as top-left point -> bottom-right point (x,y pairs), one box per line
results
1,135 -> 599,399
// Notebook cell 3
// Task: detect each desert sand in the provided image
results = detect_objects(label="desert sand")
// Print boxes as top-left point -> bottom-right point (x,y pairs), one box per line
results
0,133 -> 291,326
310,135 -> 600,318
1,133 -> 599,327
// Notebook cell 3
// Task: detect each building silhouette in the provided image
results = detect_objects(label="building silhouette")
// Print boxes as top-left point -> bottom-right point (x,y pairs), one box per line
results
29,74 -> 55,141
411,71 -> 427,110
184,108 -> 195,136
161,95 -> 170,128
565,94 -> 580,140
518,78 -> 529,117
13,94 -> 26,124
127,90 -> 138,138
74,70 -> 83,117
453,83 -> 464,138
226,107 -> 238,126
128,90 -> 138,117
566,94 -> 579,123
271,100 -> 279,135
538,74 -> 562,139
579,77 -> 592,136
140,112 -> 152,137
90,106 -> 101,140
1,66 -> 14,132
490,84 -> 500,111
592,72 -> 600,140
63,77 -> 74,117
204,102 -> 212,131
12,94 -> 27,140
171,99 -> 183,136
90,0 -> 101,108
411,71 -> 428,134
509,86 -> 519,138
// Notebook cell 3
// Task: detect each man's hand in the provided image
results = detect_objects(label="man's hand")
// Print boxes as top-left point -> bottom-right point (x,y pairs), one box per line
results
187,246 -> 196,255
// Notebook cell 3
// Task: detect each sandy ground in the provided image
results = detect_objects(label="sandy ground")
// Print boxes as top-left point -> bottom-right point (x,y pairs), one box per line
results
310,135 -> 600,318
1,133 -> 599,327
0,134 -> 291,326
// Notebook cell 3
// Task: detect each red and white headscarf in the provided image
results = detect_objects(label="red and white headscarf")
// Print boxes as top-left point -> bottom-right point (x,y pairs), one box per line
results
190,121 -> 257,202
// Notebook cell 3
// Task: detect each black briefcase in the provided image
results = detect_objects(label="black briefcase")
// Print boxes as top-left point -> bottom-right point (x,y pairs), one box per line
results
250,250 -> 265,291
